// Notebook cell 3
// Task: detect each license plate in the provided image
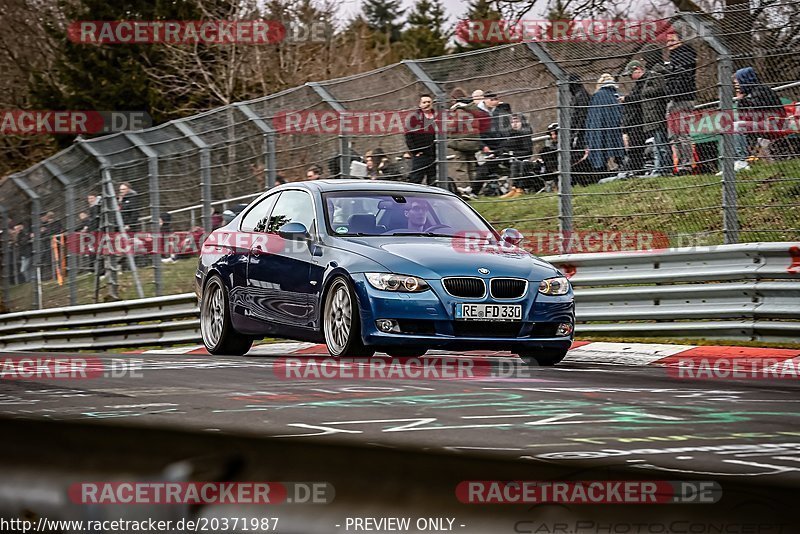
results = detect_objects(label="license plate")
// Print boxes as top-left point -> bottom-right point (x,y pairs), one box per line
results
455,303 -> 522,321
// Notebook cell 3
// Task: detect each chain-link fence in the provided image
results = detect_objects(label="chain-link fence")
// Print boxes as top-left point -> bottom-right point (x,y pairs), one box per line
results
1,9 -> 799,312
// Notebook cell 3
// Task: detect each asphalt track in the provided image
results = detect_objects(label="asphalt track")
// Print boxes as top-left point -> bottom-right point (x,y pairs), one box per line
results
2,345 -> 799,483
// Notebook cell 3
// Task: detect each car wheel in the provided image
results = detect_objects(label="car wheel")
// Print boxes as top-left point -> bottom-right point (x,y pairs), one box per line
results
201,274 -> 253,356
518,348 -> 569,366
323,277 -> 374,357
386,349 -> 428,358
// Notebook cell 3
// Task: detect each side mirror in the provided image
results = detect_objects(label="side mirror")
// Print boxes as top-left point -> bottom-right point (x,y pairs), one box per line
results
500,228 -> 524,245
278,222 -> 310,240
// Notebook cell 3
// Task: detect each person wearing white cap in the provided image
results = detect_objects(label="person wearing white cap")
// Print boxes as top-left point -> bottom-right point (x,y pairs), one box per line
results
584,73 -> 625,182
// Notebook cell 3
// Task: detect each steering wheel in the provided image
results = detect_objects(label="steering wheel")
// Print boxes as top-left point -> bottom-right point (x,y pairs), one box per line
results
424,224 -> 452,232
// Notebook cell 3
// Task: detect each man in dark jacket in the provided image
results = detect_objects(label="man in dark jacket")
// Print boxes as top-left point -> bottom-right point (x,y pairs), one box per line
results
404,94 -> 437,185
502,113 -> 535,196
117,182 -> 140,232
621,60 -> 647,175
473,92 -> 512,194
665,31 -> 697,174
623,44 -> 670,176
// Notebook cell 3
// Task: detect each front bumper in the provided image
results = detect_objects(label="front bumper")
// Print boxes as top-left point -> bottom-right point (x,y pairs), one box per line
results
351,274 -> 574,351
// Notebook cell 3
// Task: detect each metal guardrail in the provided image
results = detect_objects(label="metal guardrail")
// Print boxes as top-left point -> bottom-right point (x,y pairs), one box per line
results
0,243 -> 798,350
0,294 -> 199,351
546,242 -> 800,342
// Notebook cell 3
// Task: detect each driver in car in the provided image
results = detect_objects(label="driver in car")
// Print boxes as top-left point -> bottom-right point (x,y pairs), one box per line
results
404,201 -> 429,231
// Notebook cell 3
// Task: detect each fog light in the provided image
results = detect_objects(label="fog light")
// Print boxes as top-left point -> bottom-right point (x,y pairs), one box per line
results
376,319 -> 400,333
557,323 -> 574,336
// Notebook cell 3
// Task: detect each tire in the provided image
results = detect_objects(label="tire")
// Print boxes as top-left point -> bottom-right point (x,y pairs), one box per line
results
201,274 -> 253,356
323,276 -> 374,357
518,348 -> 569,366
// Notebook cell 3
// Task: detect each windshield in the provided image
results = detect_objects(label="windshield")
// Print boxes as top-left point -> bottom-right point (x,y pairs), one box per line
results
323,191 -> 495,237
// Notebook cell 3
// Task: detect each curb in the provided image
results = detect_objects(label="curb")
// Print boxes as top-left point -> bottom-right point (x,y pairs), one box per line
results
129,341 -> 800,367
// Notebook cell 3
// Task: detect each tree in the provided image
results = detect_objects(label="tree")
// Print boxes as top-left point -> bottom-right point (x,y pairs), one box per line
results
453,0 -> 504,52
401,0 -> 449,59
362,0 -> 404,42
28,0 -> 215,135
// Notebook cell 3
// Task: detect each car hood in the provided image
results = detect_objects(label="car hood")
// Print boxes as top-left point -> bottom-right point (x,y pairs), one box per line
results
339,237 -> 560,280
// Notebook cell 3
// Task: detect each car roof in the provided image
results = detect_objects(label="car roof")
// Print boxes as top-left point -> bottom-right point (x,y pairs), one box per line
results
290,179 -> 457,195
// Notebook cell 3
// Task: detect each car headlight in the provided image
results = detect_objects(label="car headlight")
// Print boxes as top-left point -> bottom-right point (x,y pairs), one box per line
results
538,276 -> 570,296
366,273 -> 430,292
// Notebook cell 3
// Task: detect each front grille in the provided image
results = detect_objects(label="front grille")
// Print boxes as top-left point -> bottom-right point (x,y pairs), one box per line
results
453,321 -> 522,338
443,277 -> 485,298
490,278 -> 527,299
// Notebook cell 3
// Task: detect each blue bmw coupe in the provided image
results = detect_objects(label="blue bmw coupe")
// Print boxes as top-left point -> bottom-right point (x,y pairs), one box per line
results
196,180 -> 574,365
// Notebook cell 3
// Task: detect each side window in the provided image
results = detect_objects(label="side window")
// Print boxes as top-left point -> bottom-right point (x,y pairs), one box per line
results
267,190 -> 315,235
240,194 -> 278,232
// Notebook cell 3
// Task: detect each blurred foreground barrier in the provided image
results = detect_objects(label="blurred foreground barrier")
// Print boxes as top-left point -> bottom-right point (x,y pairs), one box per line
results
0,243 -> 797,350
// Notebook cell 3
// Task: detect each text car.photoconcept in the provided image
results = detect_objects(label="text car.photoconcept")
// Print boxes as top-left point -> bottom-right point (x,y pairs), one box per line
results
196,180 -> 575,365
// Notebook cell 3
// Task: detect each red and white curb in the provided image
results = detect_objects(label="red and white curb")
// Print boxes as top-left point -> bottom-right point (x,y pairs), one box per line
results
129,341 -> 800,367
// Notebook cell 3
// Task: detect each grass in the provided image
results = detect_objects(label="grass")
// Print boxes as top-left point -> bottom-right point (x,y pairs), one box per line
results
472,158 -> 800,244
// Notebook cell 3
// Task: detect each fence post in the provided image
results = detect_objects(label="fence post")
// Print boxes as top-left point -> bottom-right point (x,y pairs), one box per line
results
0,204 -> 9,310
10,175 -> 41,309
679,13 -> 738,244
124,132 -> 162,296
403,60 -> 449,190
525,42 -> 572,247
718,53 -> 739,244
43,161 -> 77,306
234,102 -> 277,189
78,140 -> 144,300
307,82 -> 350,178
174,121 -> 212,233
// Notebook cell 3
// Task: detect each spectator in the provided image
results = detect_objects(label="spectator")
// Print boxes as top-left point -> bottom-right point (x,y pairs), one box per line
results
585,74 -> 625,182
12,223 -> 31,283
305,166 -> 322,181
665,30 -> 697,174
366,148 -> 402,180
448,89 -> 485,189
39,211 -> 62,281
568,74 -> 591,153
620,60 -> 647,176
474,91 -> 512,194
562,76 -> 593,185
275,173 -> 287,186
530,122 -> 592,189
404,94 -> 437,185
86,194 -> 101,231
733,66 -> 786,169
117,182 -> 140,232
501,114 -> 534,197
634,45 -> 670,176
